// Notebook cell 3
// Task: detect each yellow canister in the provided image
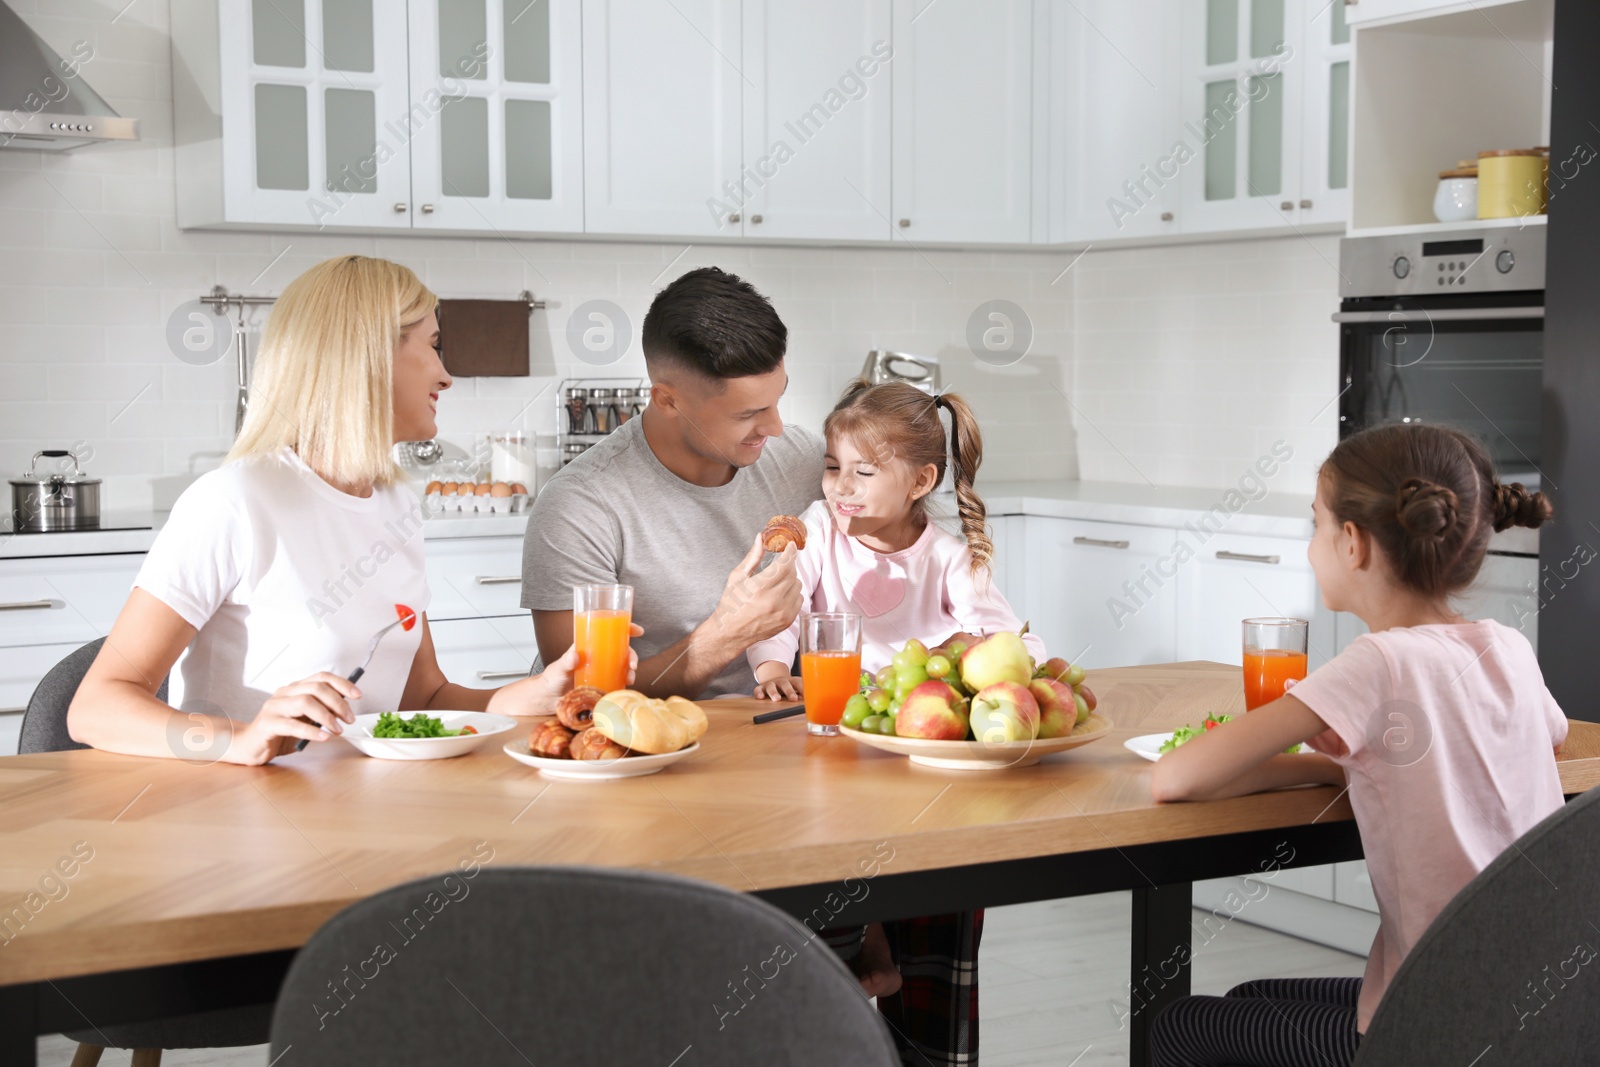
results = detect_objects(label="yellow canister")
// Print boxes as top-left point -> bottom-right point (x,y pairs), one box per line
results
1477,149 -> 1547,219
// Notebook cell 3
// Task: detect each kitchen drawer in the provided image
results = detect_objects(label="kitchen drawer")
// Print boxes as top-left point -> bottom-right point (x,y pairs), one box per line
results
430,616 -> 537,687
0,555 -> 144,649
424,537 -> 527,622
0,641 -> 86,753
1174,531 -> 1321,668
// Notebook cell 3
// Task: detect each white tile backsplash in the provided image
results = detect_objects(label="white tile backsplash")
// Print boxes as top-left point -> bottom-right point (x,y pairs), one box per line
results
1,3 -> 1340,512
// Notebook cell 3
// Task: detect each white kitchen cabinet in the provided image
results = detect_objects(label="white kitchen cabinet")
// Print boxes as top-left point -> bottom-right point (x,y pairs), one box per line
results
581,0 -> 744,237
1177,0 -> 1350,235
424,536 -> 529,621
1021,516 -> 1180,670
430,615 -> 537,685
1174,530 -> 1325,668
408,0 -> 586,233
1342,0 -> 1526,26
0,642 -> 89,755
890,0 -> 1034,245
175,0 -> 415,230
737,1 -> 894,242
1047,0 -> 1183,243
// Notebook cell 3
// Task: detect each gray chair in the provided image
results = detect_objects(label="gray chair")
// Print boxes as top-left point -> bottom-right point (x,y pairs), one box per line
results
1352,785 -> 1600,1065
21,638 -> 271,1067
270,866 -> 901,1066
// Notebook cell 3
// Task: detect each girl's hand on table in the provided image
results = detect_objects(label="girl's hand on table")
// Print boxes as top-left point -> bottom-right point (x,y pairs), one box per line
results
226,672 -> 361,765
490,624 -> 644,715
752,660 -> 803,701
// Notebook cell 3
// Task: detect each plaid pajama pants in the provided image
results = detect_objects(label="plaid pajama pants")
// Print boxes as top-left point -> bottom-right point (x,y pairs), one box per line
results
826,911 -> 984,1066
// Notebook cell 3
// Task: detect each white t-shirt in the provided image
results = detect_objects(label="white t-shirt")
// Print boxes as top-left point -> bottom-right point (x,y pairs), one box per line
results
135,447 -> 431,720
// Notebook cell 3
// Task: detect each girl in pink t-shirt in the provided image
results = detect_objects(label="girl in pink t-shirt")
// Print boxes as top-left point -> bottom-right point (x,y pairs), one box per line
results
1148,423 -> 1562,1067
747,379 -> 1042,695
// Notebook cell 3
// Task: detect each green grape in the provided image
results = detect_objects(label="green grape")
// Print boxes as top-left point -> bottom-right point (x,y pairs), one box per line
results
877,716 -> 898,736
866,687 -> 892,713
925,654 -> 952,679
896,664 -> 929,691
874,666 -> 897,689
889,697 -> 904,717
1066,664 -> 1087,686
903,639 -> 930,666
891,650 -> 918,673
841,695 -> 872,729
860,714 -> 885,734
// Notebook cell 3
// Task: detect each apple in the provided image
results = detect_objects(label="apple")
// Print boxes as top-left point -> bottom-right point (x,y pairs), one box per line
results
1029,678 -> 1076,739
1075,683 -> 1096,724
1036,656 -> 1071,681
959,632 -> 1034,690
896,681 -> 969,741
968,681 -> 1040,744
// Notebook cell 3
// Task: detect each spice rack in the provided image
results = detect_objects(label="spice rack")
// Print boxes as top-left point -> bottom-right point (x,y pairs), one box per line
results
557,377 -> 647,466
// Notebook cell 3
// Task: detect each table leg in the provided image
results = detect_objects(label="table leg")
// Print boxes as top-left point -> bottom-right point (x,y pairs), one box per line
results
1128,882 -> 1192,1067
0,983 -> 38,1067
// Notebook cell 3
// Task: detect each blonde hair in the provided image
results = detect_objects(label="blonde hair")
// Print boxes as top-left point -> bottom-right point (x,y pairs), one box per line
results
824,379 -> 993,577
228,255 -> 437,488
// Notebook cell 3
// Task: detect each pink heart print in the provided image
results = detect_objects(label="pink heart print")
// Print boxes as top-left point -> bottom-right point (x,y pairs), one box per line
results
851,559 -> 905,617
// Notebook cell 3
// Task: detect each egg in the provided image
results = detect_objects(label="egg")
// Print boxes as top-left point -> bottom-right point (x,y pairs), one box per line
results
424,480 -> 442,495
474,483 -> 492,496
440,482 -> 459,496
490,482 -> 513,498
511,482 -> 528,495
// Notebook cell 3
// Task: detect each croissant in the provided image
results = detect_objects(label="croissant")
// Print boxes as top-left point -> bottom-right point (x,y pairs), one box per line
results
761,515 -> 807,552
530,720 -> 574,759
570,727 -> 628,761
590,690 -> 709,755
555,686 -> 605,731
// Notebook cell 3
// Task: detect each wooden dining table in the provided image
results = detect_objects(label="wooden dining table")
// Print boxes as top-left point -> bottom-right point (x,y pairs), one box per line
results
3,660 -> 1598,1067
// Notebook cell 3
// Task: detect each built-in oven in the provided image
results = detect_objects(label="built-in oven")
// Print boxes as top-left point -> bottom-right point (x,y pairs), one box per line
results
1333,226 -> 1546,646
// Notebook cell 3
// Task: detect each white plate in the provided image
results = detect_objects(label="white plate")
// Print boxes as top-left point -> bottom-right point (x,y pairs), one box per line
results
839,714 -> 1113,770
340,711 -> 520,761
1124,731 -> 1306,762
502,737 -> 701,780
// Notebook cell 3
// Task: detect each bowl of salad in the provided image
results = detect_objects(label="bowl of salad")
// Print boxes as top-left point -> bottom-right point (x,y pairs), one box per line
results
1124,714 -> 1302,762
340,711 -> 520,761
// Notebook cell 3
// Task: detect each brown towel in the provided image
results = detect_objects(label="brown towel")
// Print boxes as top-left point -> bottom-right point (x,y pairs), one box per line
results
437,298 -> 530,377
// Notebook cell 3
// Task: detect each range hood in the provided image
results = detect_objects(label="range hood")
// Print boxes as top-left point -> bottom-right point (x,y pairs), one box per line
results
0,2 -> 139,150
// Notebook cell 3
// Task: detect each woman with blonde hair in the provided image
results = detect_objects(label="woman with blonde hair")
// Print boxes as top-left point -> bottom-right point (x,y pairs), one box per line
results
71,256 -> 599,764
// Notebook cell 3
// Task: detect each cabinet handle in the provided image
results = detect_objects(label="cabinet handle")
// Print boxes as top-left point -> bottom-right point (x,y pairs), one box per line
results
0,599 -> 54,612
1279,200 -> 1294,211
1073,536 -> 1130,549
0,706 -> 25,714
421,204 -> 435,214
727,212 -> 741,223
898,218 -> 911,227
750,213 -> 763,223
1216,550 -> 1281,565
477,669 -> 528,681
393,202 -> 408,213
1160,211 -> 1174,222
1299,199 -> 1313,209
474,575 -> 522,585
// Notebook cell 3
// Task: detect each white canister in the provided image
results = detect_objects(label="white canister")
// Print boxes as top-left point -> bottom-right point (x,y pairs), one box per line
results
489,432 -> 537,493
1433,168 -> 1478,223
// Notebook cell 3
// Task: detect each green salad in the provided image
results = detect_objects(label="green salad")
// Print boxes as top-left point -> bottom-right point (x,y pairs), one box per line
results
1158,712 -> 1301,754
371,712 -> 476,739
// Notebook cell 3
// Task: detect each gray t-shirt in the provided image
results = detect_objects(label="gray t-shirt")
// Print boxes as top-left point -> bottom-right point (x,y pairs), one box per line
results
521,416 -> 824,698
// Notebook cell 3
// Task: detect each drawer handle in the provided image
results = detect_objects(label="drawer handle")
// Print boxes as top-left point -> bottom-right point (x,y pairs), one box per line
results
0,599 -> 55,612
1216,550 -> 1281,565
1073,536 -> 1130,549
474,576 -> 522,585
477,669 -> 528,681
0,706 -> 25,714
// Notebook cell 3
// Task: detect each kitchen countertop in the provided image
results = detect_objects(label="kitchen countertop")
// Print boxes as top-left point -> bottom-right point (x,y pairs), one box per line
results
0,480 -> 1316,560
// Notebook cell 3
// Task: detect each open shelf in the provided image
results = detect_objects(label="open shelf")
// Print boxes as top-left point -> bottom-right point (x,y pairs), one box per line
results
1349,0 -> 1553,233
1348,214 -> 1547,239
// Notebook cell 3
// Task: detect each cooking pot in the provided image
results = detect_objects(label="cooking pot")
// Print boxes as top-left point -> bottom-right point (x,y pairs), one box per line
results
10,449 -> 101,532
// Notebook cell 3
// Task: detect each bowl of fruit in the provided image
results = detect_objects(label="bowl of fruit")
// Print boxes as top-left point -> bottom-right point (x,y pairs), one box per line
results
838,630 -> 1111,770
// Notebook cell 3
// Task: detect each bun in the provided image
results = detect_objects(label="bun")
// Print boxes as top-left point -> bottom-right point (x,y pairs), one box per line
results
570,727 -> 628,761
762,515 -> 807,552
555,686 -> 604,731
591,690 -> 708,754
1395,478 -> 1459,543
1492,482 -> 1553,531
530,720 -> 574,759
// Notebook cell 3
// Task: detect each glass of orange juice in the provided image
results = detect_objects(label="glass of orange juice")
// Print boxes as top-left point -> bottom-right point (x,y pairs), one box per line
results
800,612 -> 862,736
1242,617 -> 1309,710
573,584 -> 633,692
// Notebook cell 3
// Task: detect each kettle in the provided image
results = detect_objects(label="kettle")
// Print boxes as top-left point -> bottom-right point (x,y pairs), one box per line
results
861,350 -> 940,394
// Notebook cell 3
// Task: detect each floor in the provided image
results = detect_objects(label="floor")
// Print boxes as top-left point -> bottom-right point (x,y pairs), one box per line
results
37,892 -> 1366,1067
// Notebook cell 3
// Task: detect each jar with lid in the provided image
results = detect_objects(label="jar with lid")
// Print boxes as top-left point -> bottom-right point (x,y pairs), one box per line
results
612,388 -> 636,426
629,388 -> 647,420
589,388 -> 616,433
561,442 -> 588,465
564,387 -> 592,434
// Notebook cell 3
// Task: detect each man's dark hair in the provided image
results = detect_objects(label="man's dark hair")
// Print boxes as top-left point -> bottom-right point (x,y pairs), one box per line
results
641,267 -> 787,380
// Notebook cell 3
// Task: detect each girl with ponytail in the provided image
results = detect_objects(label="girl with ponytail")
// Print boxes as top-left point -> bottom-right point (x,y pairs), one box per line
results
1149,423 -> 1565,1067
746,378 -> 1040,698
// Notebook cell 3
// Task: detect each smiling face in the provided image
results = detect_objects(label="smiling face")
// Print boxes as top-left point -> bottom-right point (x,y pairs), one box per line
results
659,363 -> 788,469
392,309 -> 452,443
823,431 -> 939,550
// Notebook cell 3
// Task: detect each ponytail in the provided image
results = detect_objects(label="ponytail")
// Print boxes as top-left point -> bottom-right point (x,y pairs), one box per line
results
934,392 -> 992,579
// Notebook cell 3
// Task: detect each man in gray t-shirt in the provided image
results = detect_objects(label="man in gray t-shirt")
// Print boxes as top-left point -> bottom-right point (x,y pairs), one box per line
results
521,268 -> 823,699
